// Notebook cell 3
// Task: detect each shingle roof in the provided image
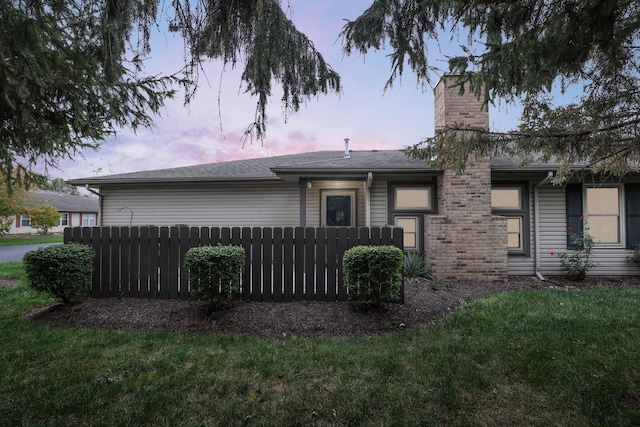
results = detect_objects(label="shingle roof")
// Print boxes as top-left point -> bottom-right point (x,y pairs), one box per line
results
29,191 -> 99,213
67,149 -> 566,187
67,150 -> 438,185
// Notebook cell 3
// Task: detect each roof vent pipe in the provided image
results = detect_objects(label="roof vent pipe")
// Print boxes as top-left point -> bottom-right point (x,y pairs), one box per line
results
344,138 -> 350,159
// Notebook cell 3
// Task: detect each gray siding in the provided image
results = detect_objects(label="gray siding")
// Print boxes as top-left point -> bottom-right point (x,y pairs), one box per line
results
538,185 -> 640,276
305,181 -> 366,227
101,182 -> 300,227
370,178 -> 389,226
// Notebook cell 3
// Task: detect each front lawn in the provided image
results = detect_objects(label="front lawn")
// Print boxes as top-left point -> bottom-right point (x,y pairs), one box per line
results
0,234 -> 63,247
1,278 -> 639,425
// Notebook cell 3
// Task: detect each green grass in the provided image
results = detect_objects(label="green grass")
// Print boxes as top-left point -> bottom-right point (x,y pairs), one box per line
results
0,261 -> 28,280
0,234 -> 63,246
1,284 -> 639,426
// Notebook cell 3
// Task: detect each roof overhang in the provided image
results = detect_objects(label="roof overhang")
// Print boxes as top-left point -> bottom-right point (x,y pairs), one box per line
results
271,167 -> 441,182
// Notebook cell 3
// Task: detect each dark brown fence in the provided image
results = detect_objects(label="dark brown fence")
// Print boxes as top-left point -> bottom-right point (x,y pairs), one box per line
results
63,226 -> 404,302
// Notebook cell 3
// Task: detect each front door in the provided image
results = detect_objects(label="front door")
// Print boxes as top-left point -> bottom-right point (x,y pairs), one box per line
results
321,190 -> 357,226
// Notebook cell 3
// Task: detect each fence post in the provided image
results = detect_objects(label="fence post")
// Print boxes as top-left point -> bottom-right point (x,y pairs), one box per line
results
283,227 -> 294,301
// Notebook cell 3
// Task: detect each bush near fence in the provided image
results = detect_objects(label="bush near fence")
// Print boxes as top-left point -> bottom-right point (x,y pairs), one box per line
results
64,226 -> 404,303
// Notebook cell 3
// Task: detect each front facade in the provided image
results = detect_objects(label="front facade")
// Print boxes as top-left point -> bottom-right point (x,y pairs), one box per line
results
9,191 -> 99,234
68,76 -> 640,280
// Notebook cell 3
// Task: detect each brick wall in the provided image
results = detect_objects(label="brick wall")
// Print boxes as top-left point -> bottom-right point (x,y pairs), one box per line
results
425,75 -> 508,282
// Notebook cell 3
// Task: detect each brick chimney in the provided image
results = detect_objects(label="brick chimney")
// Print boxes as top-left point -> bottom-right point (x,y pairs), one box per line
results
424,75 -> 508,282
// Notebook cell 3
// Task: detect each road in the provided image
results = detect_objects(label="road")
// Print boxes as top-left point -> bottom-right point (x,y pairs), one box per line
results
0,243 -> 61,262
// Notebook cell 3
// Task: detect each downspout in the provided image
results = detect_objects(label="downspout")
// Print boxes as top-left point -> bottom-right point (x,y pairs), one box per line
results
85,185 -> 102,226
365,172 -> 373,227
534,171 -> 554,281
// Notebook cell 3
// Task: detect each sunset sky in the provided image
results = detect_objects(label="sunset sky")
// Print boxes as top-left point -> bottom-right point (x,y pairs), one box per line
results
55,1 -> 524,181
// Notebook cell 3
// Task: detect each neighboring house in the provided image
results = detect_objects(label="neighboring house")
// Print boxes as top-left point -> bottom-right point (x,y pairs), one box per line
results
68,76 -> 640,281
10,190 -> 99,234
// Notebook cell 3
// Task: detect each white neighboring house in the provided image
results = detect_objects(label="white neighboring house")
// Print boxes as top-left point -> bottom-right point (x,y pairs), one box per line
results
9,190 -> 99,234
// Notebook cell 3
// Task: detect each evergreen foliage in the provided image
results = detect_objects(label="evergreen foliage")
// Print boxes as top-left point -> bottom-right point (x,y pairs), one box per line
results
183,245 -> 245,310
1,0 -> 339,188
343,245 -> 403,309
342,0 -> 640,180
23,243 -> 95,304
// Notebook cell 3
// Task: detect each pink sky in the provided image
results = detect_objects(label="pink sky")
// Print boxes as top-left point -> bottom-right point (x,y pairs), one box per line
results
56,1 -> 523,181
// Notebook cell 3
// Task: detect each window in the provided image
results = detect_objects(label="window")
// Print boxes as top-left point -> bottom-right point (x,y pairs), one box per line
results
491,187 -> 522,210
394,187 -> 433,210
21,215 -> 30,227
491,184 -> 529,255
388,182 -> 436,252
82,213 -> 97,226
321,190 -> 356,227
585,186 -> 622,246
59,213 -> 69,226
394,216 -> 419,251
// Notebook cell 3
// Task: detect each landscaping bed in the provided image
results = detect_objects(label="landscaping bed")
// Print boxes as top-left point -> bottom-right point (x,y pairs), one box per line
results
26,275 -> 639,336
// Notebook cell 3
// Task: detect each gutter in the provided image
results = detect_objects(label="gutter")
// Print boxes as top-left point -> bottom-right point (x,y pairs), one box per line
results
365,172 -> 373,227
84,185 -> 103,227
534,171 -> 554,281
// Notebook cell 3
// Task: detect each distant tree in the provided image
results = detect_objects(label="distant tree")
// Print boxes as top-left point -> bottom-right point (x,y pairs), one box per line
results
0,185 -> 26,236
341,0 -> 640,180
40,178 -> 80,196
1,0 -> 339,188
26,203 -> 60,235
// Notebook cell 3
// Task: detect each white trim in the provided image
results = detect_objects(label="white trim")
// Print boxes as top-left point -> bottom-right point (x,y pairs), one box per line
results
320,190 -> 357,227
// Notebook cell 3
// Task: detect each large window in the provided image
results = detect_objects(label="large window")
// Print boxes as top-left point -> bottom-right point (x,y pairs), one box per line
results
388,182 -> 436,252
585,186 -> 622,246
491,184 -> 529,255
394,187 -> 433,211
82,213 -> 97,226
568,183 -> 640,250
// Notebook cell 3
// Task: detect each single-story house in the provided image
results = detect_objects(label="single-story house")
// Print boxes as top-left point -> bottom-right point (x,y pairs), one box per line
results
10,190 -> 99,234
68,76 -> 640,281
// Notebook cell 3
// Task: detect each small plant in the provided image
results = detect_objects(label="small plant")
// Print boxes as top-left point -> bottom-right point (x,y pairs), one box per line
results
23,243 -> 95,304
184,245 -> 245,310
403,252 -> 433,280
551,220 -> 596,281
343,245 -> 403,310
627,244 -> 640,267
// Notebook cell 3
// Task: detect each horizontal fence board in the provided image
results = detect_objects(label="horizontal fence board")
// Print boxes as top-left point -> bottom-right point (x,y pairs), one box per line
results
64,226 -> 404,303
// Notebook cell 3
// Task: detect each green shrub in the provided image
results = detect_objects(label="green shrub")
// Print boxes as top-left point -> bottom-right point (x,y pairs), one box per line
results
23,243 -> 95,304
554,229 -> 596,281
627,244 -> 640,267
184,245 -> 245,309
403,252 -> 433,280
343,245 -> 403,309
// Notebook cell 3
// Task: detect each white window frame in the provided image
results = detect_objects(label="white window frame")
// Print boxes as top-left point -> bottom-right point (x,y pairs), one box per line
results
321,190 -> 357,227
584,185 -> 624,248
59,213 -> 69,226
21,215 -> 30,227
82,213 -> 97,227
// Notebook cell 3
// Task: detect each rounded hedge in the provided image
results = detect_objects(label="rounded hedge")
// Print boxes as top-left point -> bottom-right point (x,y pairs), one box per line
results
23,243 -> 95,304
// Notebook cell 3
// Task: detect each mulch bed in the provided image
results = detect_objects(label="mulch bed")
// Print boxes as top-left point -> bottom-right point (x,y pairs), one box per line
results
21,275 -> 640,337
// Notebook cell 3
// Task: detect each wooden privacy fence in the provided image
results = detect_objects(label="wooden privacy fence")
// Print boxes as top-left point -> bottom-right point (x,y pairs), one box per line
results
63,226 -> 404,302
